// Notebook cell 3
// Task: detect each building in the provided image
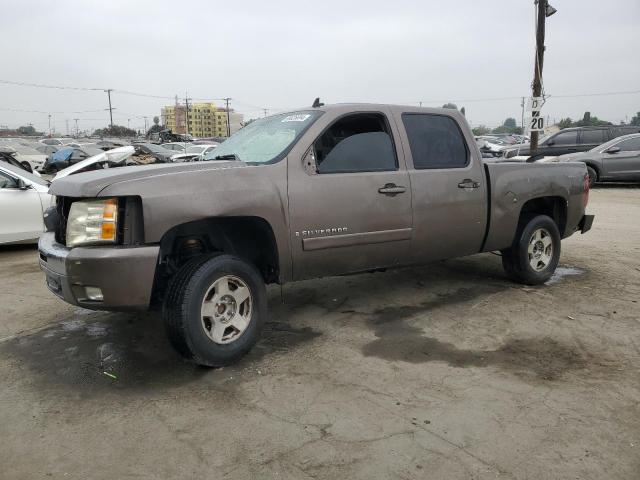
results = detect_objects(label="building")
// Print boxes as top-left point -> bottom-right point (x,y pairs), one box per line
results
161,102 -> 243,138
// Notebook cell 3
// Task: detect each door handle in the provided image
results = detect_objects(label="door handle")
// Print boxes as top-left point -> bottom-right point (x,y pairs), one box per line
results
458,179 -> 480,189
378,183 -> 406,195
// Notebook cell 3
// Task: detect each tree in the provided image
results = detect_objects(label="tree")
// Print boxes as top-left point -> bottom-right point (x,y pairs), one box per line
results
17,125 -> 37,135
630,112 -> 640,126
573,111 -> 611,127
472,125 -> 491,136
503,118 -> 517,129
93,124 -> 137,137
146,124 -> 163,136
442,103 -> 458,109
558,117 -> 573,129
153,116 -> 160,125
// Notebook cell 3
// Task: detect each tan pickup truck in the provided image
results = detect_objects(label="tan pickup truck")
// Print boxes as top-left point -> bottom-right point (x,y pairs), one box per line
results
38,103 -> 594,366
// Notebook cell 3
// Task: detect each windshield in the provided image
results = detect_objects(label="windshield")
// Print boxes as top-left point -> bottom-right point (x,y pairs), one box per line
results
145,144 -> 170,153
186,145 -> 206,154
203,111 -> 321,164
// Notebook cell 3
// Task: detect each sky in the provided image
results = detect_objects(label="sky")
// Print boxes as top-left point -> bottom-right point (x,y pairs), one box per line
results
1,0 -> 639,134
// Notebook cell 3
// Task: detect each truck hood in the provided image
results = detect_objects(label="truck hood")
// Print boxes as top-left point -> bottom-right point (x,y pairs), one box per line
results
49,160 -> 242,197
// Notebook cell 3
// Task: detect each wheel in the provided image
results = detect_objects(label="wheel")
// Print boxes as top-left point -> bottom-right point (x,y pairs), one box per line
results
163,254 -> 266,366
586,166 -> 598,187
501,215 -> 561,285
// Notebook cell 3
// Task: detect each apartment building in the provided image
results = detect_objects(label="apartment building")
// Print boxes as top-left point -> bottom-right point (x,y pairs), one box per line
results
161,102 -> 243,138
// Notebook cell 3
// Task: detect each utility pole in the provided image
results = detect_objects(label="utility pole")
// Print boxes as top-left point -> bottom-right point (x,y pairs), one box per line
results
520,96 -> 525,131
105,89 -> 114,128
223,97 -> 231,137
48,114 -> 52,137
143,116 -> 148,133
185,93 -> 192,136
127,118 -> 131,129
263,108 -> 268,117
74,119 -> 79,137
530,0 -> 556,152
65,119 -> 69,136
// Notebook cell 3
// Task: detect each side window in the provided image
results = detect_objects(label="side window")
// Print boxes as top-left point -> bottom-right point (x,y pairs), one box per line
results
617,137 -> 640,152
550,131 -> 577,145
580,130 -> 606,144
0,171 -> 18,189
402,114 -> 468,169
314,113 -> 397,174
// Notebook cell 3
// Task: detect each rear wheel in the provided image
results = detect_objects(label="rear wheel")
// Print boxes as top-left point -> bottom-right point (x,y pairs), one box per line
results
586,166 -> 598,187
163,254 -> 266,366
501,215 -> 561,285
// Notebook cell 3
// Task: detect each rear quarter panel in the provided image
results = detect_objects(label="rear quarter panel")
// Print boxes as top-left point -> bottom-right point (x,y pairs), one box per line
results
483,161 -> 587,251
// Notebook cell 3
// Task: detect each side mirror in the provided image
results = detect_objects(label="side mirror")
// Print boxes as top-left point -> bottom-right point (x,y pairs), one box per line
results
16,179 -> 29,190
606,146 -> 620,154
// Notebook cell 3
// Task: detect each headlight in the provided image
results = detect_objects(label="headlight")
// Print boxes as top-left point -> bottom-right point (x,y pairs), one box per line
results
66,198 -> 118,247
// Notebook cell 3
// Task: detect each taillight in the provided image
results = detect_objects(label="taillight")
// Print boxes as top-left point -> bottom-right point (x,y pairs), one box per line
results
583,173 -> 590,208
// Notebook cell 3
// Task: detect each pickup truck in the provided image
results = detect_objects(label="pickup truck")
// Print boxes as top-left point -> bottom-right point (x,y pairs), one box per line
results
38,103 -> 594,366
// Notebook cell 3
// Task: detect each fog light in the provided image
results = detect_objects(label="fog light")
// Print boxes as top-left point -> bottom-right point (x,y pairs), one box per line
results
85,286 -> 104,301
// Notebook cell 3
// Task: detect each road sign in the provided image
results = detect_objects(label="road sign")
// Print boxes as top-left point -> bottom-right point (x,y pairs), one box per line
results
526,96 -> 545,112
525,113 -> 545,132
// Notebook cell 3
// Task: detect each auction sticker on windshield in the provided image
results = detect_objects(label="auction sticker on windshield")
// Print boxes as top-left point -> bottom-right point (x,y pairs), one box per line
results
282,114 -> 311,122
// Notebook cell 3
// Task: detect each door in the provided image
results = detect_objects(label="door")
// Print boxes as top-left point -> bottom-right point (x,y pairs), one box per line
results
0,171 -> 44,243
287,110 -> 413,280
394,111 -> 488,263
543,130 -> 579,155
602,136 -> 640,180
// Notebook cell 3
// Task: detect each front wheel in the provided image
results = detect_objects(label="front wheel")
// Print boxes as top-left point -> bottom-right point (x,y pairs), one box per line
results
501,215 -> 561,285
163,254 -> 266,366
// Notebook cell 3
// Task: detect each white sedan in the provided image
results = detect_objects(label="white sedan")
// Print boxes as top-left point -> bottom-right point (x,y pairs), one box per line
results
0,163 -> 54,244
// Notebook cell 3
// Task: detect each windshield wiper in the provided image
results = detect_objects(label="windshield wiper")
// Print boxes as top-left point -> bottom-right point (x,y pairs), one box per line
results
213,154 -> 241,161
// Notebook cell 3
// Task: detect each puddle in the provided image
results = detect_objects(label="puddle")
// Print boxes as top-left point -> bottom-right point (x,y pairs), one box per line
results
361,286 -> 595,381
545,266 -> 585,285
2,310 -> 321,395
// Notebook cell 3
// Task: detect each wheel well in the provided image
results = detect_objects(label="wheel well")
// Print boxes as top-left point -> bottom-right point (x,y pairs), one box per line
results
151,217 -> 279,306
519,196 -> 567,236
584,162 -> 600,179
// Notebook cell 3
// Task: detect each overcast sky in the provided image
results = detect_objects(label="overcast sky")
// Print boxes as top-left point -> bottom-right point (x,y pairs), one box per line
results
1,0 -> 639,134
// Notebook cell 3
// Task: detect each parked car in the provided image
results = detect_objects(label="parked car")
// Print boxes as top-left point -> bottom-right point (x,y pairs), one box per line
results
0,147 -> 40,175
39,103 -> 593,367
542,133 -> 640,186
53,146 -> 137,181
42,145 -> 105,173
476,136 -> 508,157
34,143 -> 62,157
503,125 -> 640,160
161,142 -> 190,152
133,143 -> 175,163
0,162 -> 54,244
171,144 -> 218,162
39,138 -> 75,146
0,144 -> 48,172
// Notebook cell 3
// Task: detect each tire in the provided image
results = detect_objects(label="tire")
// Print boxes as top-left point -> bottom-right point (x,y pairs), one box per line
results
163,254 -> 267,366
501,214 -> 561,285
586,166 -> 598,187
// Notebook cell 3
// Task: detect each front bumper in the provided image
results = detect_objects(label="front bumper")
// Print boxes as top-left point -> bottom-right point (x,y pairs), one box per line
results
38,232 -> 160,311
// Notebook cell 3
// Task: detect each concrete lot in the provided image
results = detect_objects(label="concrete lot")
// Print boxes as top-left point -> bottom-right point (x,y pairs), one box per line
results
1,185 -> 639,480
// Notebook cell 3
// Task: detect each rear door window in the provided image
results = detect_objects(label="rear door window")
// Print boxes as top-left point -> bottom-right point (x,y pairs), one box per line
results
580,130 -> 606,144
401,114 -> 468,169
314,113 -> 397,174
